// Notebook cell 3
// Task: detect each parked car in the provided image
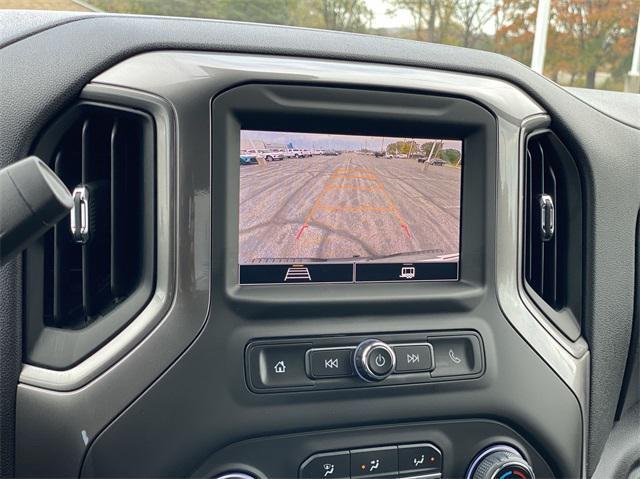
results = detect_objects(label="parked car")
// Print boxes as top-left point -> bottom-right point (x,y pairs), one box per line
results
428,158 -> 446,166
262,149 -> 284,161
243,149 -> 284,161
287,148 -> 307,158
242,148 -> 263,160
240,154 -> 258,165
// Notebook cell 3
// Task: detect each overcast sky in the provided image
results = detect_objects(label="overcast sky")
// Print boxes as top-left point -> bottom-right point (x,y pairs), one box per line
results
366,0 -> 497,33
367,0 -> 412,29
241,130 -> 462,152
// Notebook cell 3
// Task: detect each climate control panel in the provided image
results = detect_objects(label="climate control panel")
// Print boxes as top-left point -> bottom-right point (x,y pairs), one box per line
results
300,443 -> 442,479
245,331 -> 484,392
199,421 -> 550,478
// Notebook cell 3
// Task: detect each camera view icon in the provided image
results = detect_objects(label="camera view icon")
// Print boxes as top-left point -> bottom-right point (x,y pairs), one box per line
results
399,266 -> 416,279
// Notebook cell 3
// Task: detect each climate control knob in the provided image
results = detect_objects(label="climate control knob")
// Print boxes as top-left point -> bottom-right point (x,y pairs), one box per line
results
354,339 -> 396,381
466,445 -> 534,479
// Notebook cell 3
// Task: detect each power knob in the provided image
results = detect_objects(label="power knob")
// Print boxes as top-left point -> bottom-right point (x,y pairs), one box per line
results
466,445 -> 535,479
354,339 -> 396,381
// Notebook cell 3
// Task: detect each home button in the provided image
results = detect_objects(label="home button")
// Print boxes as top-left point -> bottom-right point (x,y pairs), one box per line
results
248,343 -> 314,389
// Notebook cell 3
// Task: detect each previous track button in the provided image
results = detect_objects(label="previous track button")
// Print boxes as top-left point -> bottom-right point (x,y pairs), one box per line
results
307,348 -> 354,378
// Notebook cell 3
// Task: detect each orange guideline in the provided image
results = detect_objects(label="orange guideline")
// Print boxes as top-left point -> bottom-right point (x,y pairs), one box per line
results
295,165 -> 411,240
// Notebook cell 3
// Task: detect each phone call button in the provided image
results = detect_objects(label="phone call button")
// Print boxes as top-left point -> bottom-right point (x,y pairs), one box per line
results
429,334 -> 483,378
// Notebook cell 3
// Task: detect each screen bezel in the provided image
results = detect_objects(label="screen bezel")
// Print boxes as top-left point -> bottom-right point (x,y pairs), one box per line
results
237,129 -> 464,285
211,83 -> 496,315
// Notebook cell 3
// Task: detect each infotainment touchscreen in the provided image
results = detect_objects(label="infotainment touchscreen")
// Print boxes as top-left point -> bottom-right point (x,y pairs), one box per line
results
238,130 -> 462,284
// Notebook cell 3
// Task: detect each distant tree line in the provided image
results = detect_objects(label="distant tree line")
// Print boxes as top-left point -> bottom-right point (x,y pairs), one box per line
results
494,0 -> 638,89
384,140 -> 460,165
89,0 -> 640,90
89,0 -> 373,32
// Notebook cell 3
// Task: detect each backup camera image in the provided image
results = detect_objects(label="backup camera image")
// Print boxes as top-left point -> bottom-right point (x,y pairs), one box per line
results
239,130 -> 462,284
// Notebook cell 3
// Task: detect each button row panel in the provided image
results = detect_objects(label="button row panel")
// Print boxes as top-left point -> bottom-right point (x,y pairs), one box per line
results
299,443 -> 442,479
246,331 -> 484,392
307,342 -> 432,380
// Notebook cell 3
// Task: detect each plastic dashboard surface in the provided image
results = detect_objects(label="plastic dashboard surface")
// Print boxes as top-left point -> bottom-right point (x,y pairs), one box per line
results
44,53 -> 582,479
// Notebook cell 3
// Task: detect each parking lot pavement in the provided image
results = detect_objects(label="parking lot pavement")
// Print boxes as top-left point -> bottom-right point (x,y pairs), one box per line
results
239,152 -> 461,264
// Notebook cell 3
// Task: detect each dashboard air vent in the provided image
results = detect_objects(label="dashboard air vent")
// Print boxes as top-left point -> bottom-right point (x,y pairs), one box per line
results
24,102 -> 156,369
523,130 -> 582,339
43,105 -> 153,329
524,133 -> 563,308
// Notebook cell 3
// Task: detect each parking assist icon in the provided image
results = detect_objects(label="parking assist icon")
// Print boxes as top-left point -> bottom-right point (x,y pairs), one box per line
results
284,265 -> 311,281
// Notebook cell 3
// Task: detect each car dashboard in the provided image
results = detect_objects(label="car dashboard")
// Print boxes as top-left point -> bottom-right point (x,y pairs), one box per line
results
0,10 -> 639,479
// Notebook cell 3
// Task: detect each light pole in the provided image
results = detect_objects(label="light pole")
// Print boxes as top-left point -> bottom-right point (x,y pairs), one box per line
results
625,10 -> 640,92
531,0 -> 551,74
